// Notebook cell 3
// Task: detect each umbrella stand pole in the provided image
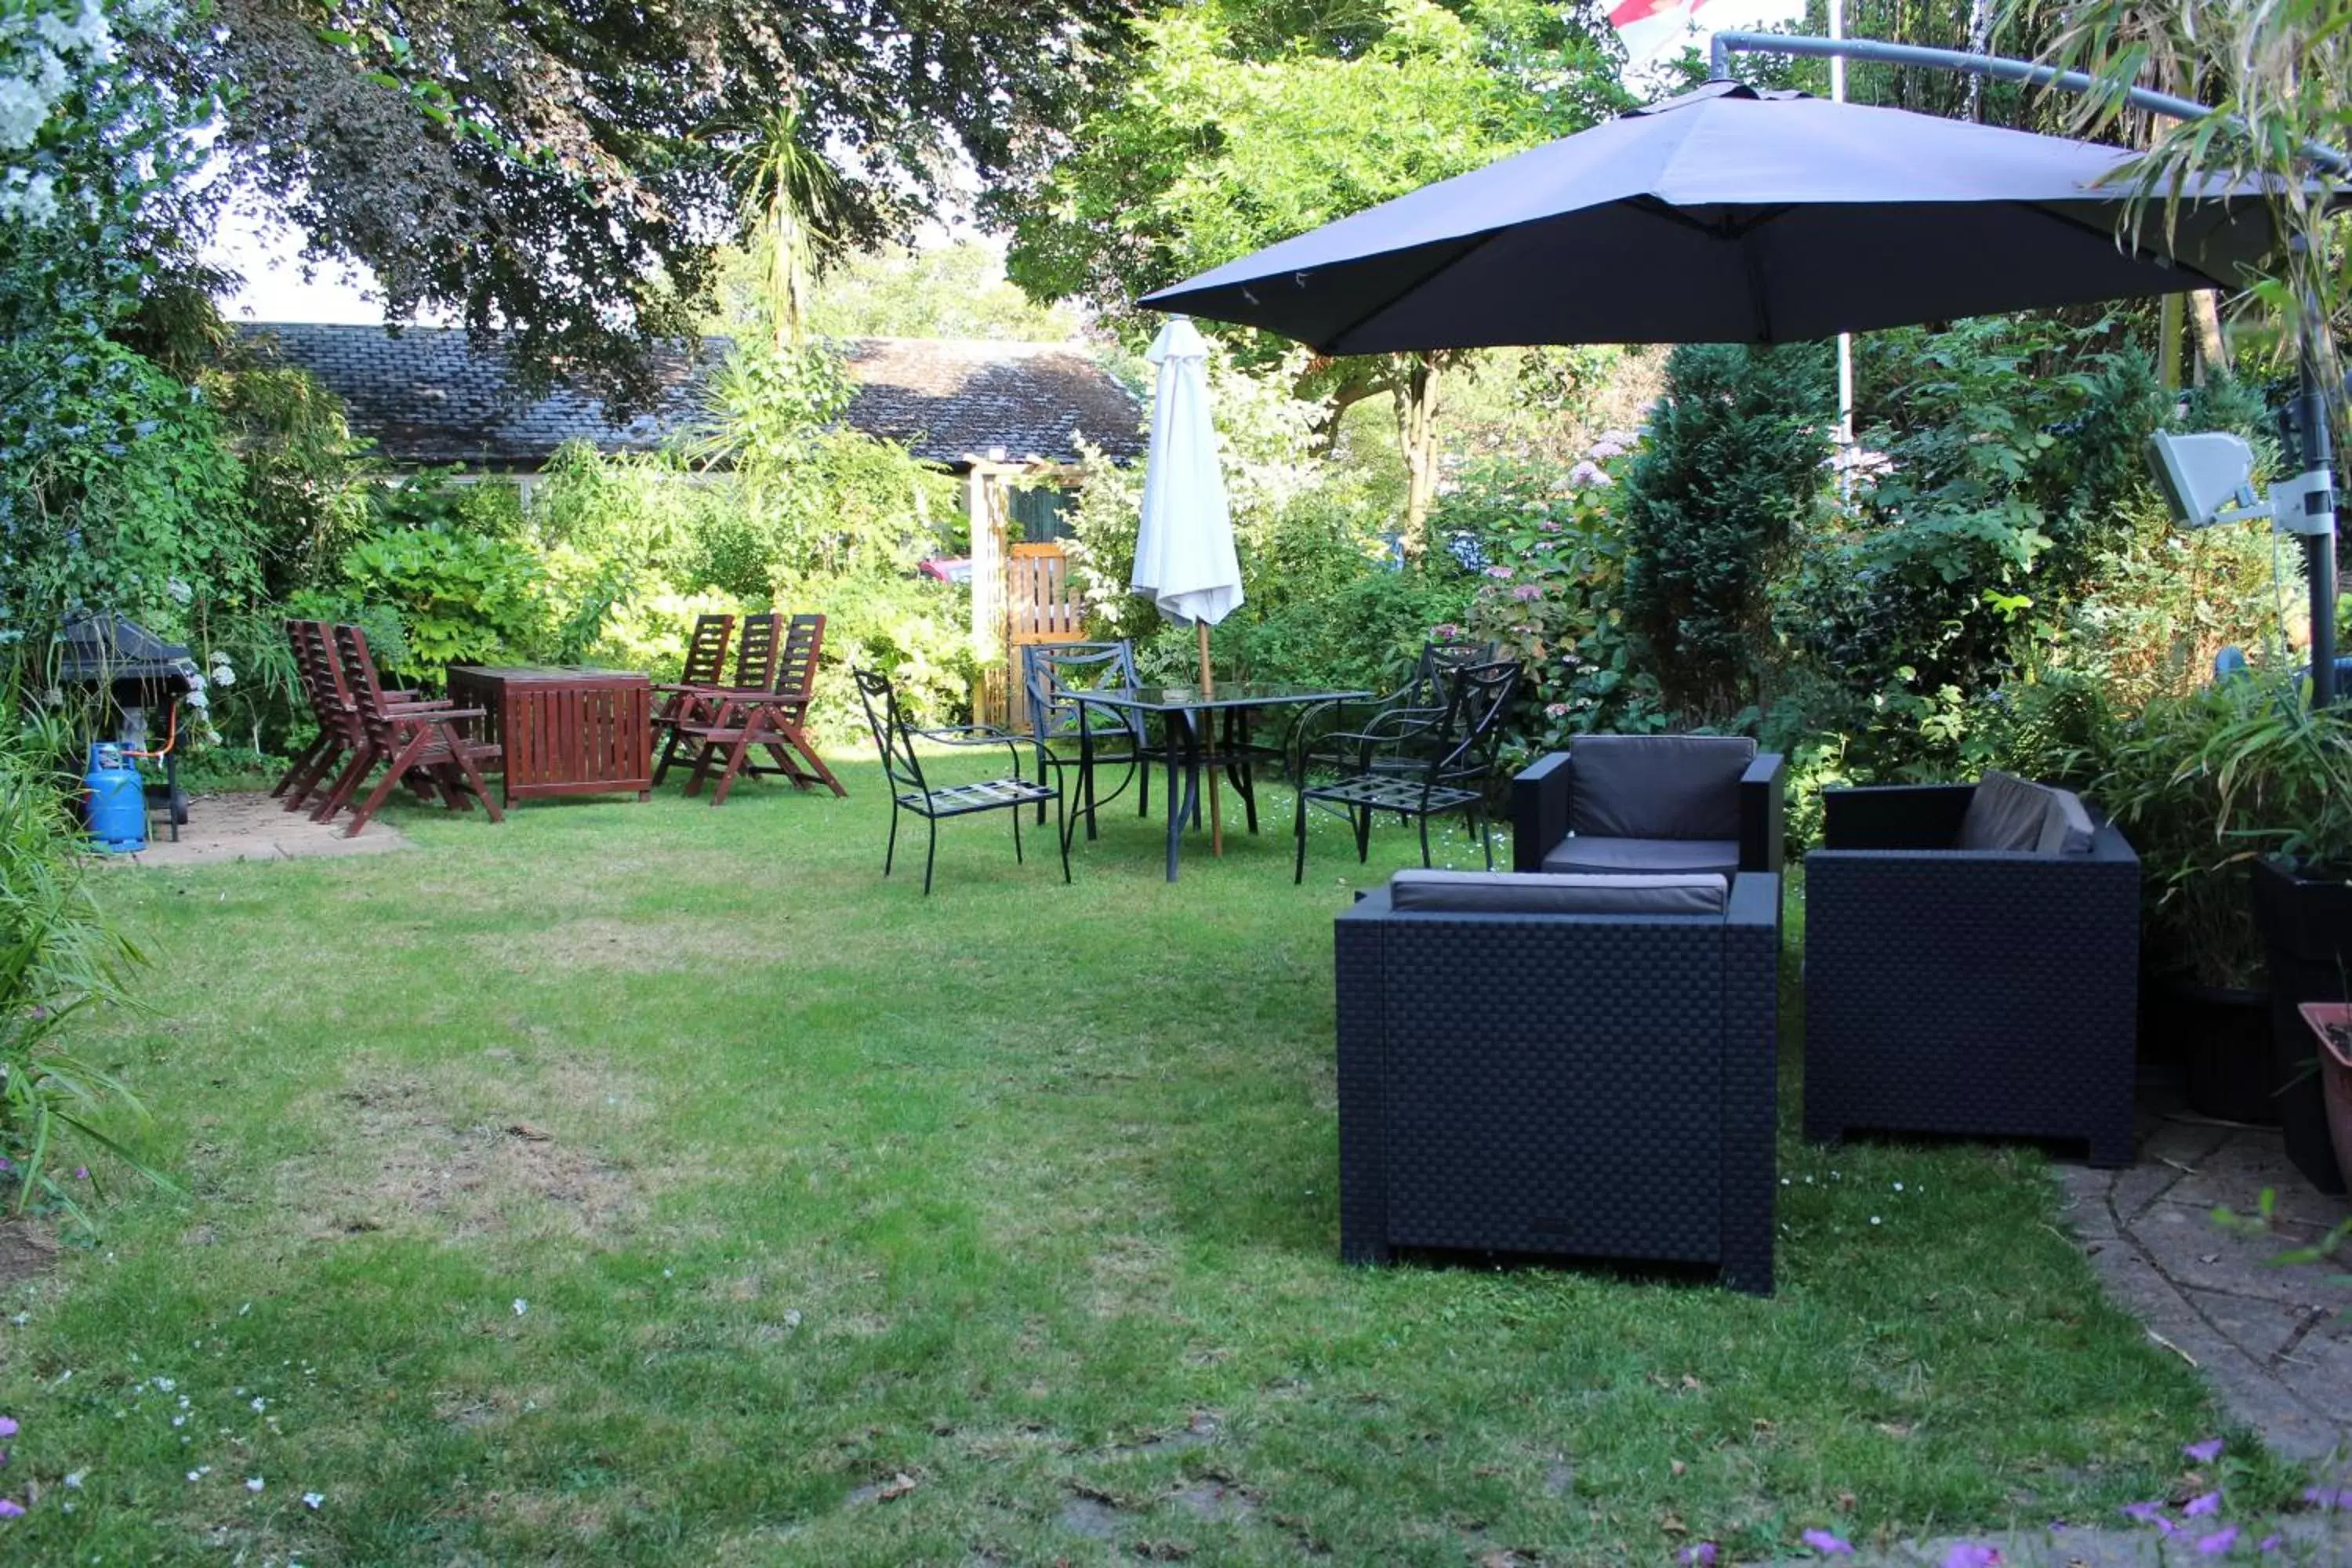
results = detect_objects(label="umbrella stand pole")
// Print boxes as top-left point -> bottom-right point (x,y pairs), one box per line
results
1198,619 -> 1224,855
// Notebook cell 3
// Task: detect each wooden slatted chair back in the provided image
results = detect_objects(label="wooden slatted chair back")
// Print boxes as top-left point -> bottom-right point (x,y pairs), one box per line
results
730,612 -> 782,691
292,622 -> 363,744
680,613 -> 735,687
773,614 -> 826,704
331,623 -> 408,752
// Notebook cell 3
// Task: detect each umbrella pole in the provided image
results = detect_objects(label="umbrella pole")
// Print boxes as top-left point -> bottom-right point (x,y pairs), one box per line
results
1198,619 -> 1224,855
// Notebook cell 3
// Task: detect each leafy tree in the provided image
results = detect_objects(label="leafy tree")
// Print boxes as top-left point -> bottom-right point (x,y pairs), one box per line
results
180,0 -> 1138,409
1005,0 -> 1628,549
800,242 -> 1083,343
1619,341 -> 1834,722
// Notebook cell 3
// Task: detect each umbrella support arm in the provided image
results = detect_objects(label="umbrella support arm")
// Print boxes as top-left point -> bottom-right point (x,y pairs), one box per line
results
1711,30 -> 2344,707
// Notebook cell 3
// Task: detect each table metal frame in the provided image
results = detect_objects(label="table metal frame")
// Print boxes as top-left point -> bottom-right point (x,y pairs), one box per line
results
1069,684 -> 1370,881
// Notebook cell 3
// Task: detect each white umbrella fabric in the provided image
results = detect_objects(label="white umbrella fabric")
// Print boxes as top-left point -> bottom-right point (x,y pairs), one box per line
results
1133,316 -> 1243,850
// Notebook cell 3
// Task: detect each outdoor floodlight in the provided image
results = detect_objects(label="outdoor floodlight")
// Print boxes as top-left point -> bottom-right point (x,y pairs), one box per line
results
2147,430 -> 2267,530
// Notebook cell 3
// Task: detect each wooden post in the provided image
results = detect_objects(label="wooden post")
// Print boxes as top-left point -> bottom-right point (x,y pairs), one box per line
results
1198,619 -> 1223,855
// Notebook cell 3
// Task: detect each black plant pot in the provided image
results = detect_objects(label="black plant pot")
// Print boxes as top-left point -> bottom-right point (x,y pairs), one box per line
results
2162,979 -> 2281,1125
2248,857 -> 2352,1192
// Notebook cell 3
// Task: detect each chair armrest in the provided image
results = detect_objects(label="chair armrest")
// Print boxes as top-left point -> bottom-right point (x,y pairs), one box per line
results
1740,752 -> 1786,874
1510,752 -> 1573,873
914,723 -> 1029,777
1820,783 -> 1976,849
1726,869 -> 1782,932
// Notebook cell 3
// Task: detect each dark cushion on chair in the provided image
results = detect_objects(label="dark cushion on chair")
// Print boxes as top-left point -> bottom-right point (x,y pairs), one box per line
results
1566,735 -> 1758,841
1957,771 -> 2098,855
1540,835 -> 1742,880
1390,869 -> 1729,915
2035,786 -> 2096,855
1957,769 -> 2051,851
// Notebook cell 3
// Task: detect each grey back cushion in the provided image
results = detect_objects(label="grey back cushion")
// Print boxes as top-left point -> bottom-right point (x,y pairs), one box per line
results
1959,769 -> 2096,855
1566,735 -> 1758,841
1957,769 -> 2051,851
2035,786 -> 2097,855
1389,869 -> 1729,916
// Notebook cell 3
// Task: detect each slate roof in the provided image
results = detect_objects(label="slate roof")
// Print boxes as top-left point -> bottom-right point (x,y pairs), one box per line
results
235,323 -> 1145,470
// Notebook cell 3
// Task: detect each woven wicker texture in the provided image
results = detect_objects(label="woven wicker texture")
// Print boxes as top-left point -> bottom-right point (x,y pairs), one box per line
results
1804,826 -> 2139,1169
1335,887 -> 1779,1293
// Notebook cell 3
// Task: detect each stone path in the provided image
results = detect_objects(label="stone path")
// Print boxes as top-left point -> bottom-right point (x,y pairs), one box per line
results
93,789 -> 409,866
1767,1102 -> 2351,1566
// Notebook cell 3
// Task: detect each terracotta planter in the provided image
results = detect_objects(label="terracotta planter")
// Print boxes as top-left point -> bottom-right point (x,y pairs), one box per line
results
2296,1003 -> 2352,1195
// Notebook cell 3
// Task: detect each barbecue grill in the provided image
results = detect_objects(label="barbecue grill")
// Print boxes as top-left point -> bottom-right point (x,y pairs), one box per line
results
54,612 -> 198,837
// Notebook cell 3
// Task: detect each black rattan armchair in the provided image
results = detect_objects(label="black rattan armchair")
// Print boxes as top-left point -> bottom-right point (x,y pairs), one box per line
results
1803,780 -> 2139,1167
1293,659 -> 1520,884
854,667 -> 1069,895
1511,734 -> 1784,882
1334,868 -> 1782,1294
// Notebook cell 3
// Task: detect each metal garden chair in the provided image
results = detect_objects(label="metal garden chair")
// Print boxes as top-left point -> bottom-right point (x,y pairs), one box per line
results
854,666 -> 1067,895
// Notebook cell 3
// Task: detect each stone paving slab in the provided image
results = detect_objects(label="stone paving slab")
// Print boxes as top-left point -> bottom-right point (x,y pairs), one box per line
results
90,789 -> 410,866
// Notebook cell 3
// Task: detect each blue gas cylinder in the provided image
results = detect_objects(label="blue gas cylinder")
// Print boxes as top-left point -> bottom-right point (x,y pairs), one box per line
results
84,742 -> 147,853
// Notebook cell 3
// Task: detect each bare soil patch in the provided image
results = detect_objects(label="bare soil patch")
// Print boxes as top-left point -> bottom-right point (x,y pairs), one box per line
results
0,1214 -> 58,1290
280,1061 -> 652,1242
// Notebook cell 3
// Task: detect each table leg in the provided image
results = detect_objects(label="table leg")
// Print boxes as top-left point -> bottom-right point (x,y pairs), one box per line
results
1164,710 -> 1200,882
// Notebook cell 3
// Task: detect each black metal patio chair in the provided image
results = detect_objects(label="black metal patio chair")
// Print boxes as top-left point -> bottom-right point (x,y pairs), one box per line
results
1287,637 -> 1501,788
1293,658 -> 1520,884
1022,640 -> 1153,838
853,666 -> 1068,895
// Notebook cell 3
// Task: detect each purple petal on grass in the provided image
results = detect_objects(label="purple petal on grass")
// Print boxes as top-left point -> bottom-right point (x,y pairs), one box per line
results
0,1498 -> 21,1518
0,1419 -> 15,1439
1679,1546 -> 1718,1566
2121,1501 -> 2167,1523
2196,1526 -> 2238,1555
2303,1486 -> 2352,1511
2183,1438 -> 2225,1464
1802,1529 -> 1855,1555
2259,1535 -> 2282,1553
2184,1491 -> 2222,1517
1943,1545 -> 2003,1567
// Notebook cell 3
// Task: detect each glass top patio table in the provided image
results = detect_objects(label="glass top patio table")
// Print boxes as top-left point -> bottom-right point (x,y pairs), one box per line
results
1065,684 -> 1369,880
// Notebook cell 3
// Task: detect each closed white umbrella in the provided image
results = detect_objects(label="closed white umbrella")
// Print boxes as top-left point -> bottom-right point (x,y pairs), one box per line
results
1133,316 -> 1243,851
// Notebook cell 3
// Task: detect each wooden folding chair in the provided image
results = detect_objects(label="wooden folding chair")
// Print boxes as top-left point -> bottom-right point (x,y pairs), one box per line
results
650,612 -> 735,769
654,612 -> 779,786
677,613 -> 845,805
271,621 -> 353,810
321,624 -> 505,837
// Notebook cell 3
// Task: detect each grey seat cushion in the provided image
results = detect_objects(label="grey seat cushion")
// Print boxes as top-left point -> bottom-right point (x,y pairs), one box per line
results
1566,735 -> 1757,841
1958,770 -> 2097,855
1541,835 -> 1742,880
1390,869 -> 1728,915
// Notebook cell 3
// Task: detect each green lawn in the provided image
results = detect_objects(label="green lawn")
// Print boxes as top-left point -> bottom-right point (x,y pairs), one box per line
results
0,750 -> 2250,1563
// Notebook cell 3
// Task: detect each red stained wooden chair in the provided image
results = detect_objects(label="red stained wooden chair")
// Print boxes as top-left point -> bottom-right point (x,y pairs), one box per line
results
317,624 -> 505,837
676,613 -> 845,805
654,612 -> 779,786
272,620 -> 353,811
650,612 -> 736,767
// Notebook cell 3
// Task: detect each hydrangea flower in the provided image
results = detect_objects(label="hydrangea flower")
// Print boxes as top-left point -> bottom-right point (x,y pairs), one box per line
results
1802,1527 -> 1854,1555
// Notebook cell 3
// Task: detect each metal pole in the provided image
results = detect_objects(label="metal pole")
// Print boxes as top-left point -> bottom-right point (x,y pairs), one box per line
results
1831,2 -> 1855,503
1710,31 -> 2347,704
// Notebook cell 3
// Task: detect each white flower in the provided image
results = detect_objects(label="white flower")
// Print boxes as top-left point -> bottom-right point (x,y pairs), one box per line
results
303,1491 -> 324,1509
512,1298 -> 528,1316
245,1476 -> 263,1493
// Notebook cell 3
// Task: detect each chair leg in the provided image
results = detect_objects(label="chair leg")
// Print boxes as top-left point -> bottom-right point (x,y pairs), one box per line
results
1055,791 -> 1070,883
1293,789 -> 1311,884
781,730 -> 845,797
1353,804 -> 1373,865
1475,810 -> 1494,871
709,729 -> 757,807
310,746 -> 376,824
1417,814 -> 1433,868
347,731 -> 435,837
1011,800 -> 1025,865
281,740 -> 343,810
270,735 -> 329,799
883,803 -> 899,877
448,748 -> 505,824
922,819 -> 938,896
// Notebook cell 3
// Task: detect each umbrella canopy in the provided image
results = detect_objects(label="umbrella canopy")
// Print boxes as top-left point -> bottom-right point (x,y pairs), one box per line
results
1133,318 -> 1243,627
1141,80 -> 2287,350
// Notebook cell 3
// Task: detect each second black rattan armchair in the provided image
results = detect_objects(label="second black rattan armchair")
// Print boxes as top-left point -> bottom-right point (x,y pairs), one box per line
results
1802,779 -> 2139,1167
1512,734 -> 1784,883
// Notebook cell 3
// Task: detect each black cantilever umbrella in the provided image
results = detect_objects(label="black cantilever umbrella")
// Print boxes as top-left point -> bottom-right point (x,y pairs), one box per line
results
1140,80 -> 2288,350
